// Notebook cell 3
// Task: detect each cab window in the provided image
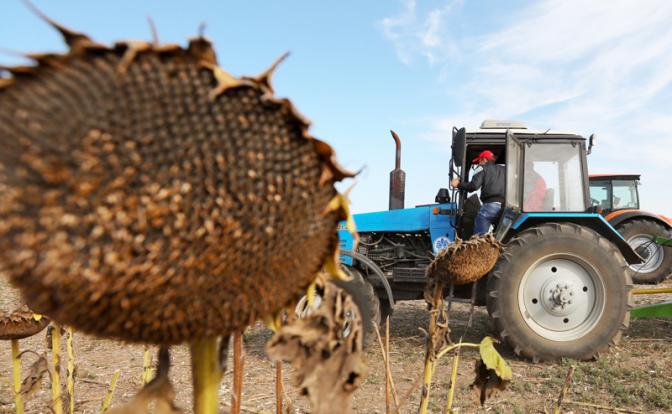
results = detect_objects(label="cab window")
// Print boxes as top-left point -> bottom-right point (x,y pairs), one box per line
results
523,144 -> 586,212
612,180 -> 638,209
589,180 -> 610,210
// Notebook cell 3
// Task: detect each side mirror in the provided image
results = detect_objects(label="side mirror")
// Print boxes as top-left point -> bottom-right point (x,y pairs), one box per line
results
451,127 -> 466,167
435,188 -> 451,203
588,134 -> 596,155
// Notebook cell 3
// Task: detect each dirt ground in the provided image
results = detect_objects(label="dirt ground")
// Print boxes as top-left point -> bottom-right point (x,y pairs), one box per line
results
2,278 -> 672,414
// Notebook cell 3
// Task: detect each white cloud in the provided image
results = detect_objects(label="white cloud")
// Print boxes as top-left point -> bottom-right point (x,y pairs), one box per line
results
479,1 -> 672,63
379,0 -> 672,213
378,0 -> 462,65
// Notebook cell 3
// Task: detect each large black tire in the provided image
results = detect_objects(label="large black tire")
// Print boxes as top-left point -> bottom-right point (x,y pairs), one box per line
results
487,223 -> 632,361
333,267 -> 381,348
616,219 -> 672,284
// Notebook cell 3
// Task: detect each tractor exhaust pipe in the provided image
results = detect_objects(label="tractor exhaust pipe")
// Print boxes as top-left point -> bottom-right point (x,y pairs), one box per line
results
389,130 -> 406,210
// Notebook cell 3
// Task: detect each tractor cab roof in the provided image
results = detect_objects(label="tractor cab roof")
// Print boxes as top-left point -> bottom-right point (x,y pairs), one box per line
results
460,121 -> 587,165
589,174 -> 641,182
466,129 -> 583,137
466,120 -> 584,138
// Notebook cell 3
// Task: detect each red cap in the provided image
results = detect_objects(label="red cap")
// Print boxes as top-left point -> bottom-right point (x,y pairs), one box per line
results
472,150 -> 496,164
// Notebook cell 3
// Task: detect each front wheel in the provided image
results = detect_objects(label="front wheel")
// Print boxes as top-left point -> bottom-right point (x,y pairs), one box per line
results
487,223 -> 632,361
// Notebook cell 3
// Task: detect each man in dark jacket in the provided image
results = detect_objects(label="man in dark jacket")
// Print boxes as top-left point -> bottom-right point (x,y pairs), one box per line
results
450,150 -> 505,235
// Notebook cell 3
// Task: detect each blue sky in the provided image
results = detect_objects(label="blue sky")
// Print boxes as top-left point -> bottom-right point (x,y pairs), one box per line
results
2,0 -> 671,215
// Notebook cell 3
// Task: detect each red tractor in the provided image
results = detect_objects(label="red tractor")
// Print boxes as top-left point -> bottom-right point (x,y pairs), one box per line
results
589,174 -> 672,283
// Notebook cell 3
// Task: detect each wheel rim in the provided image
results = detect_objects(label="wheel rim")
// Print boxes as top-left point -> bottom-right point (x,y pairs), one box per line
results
294,293 -> 354,337
627,234 -> 664,275
294,294 -> 322,319
294,266 -> 358,338
295,265 -> 354,319
518,254 -> 606,342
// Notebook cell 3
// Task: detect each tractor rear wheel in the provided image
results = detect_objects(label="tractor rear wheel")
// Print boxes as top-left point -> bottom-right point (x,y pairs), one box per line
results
617,219 -> 672,284
486,223 -> 632,361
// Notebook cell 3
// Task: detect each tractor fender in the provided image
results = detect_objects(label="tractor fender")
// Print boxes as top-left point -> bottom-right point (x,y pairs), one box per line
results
339,250 -> 395,311
511,213 -> 643,265
604,209 -> 672,230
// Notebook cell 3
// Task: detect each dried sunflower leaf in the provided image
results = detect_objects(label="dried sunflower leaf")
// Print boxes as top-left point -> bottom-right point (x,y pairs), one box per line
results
323,249 -> 349,281
323,191 -> 359,250
19,353 -> 49,398
305,279 -> 318,309
479,336 -> 512,380
267,281 -> 366,414
263,312 -> 283,333
470,359 -> 509,406
106,375 -> 181,414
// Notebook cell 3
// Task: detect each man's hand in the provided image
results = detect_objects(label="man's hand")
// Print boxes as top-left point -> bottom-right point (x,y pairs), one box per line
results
450,178 -> 460,188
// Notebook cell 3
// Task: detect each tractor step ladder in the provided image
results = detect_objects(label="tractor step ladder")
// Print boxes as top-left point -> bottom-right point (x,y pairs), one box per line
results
445,281 -> 478,329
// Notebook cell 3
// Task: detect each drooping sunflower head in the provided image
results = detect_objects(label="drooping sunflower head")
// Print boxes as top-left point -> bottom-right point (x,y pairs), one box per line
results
0,16 -> 352,344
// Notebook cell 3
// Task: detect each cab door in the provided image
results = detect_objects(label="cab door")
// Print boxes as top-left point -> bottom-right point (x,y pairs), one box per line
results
495,130 -> 523,240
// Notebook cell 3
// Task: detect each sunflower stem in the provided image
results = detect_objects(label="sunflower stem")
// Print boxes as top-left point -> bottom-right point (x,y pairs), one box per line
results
444,345 -> 460,413
66,328 -> 75,414
275,362 -> 283,414
191,338 -> 222,414
142,347 -> 152,385
418,281 -> 443,414
11,339 -> 24,414
100,370 -> 119,413
51,325 -> 63,414
231,332 -> 244,414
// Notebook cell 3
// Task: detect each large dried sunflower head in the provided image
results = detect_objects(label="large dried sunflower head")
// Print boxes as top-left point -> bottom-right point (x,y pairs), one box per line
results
0,19 -> 352,344
427,235 -> 502,285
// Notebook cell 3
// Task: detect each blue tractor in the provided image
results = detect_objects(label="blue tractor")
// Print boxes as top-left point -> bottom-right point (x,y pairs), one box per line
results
338,120 -> 643,361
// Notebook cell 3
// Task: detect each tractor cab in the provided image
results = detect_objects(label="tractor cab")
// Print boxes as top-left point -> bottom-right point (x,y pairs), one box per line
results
588,174 -> 640,214
451,120 -> 592,240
